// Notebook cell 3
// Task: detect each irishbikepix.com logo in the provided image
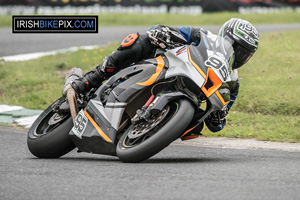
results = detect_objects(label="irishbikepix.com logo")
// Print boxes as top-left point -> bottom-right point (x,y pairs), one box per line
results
12,16 -> 98,33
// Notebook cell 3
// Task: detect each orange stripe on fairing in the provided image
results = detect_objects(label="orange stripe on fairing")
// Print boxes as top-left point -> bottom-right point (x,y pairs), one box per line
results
181,124 -> 200,141
187,46 -> 207,79
216,91 -> 230,106
181,124 -> 198,137
137,56 -> 165,86
84,110 -> 112,143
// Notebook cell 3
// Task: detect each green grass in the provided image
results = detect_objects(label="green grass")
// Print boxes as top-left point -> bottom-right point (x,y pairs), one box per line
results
235,31 -> 300,115
0,30 -> 299,142
0,44 -> 119,109
1,11 -> 300,27
202,112 -> 300,143
98,11 -> 300,26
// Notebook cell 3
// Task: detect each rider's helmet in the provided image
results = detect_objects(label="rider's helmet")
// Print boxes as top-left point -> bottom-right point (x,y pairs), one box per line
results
219,18 -> 259,69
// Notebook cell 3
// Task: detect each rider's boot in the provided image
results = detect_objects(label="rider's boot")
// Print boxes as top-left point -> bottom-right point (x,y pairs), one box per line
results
71,56 -> 116,95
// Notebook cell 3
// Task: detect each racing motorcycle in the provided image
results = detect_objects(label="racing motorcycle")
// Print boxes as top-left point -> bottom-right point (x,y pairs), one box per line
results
27,32 -> 234,163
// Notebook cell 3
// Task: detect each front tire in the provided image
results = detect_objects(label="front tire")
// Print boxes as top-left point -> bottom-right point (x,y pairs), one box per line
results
27,97 -> 76,158
116,99 -> 194,163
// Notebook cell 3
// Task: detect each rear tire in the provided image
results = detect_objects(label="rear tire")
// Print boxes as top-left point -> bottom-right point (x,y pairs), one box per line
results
27,97 -> 76,158
116,99 -> 194,163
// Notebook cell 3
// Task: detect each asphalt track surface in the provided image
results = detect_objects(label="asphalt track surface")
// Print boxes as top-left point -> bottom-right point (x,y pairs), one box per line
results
1,24 -> 300,57
1,126 -> 300,200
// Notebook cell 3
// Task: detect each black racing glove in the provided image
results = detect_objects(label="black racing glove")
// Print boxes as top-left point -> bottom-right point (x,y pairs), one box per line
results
70,77 -> 91,95
63,67 -> 84,96
146,29 -> 171,49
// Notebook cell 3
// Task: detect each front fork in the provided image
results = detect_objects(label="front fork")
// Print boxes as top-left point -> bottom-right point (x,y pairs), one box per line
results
131,95 -> 156,125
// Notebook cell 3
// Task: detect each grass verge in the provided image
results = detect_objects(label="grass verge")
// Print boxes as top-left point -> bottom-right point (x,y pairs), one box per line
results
1,11 -> 300,27
202,112 -> 300,143
98,11 -> 300,26
0,30 -> 299,142
235,30 -> 300,115
0,43 -> 119,109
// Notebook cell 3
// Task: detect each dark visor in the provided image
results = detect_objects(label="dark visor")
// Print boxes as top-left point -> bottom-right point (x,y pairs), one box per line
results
232,44 -> 254,69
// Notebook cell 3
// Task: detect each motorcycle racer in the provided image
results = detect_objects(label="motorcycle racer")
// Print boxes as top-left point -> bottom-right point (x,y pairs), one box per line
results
64,18 -> 259,134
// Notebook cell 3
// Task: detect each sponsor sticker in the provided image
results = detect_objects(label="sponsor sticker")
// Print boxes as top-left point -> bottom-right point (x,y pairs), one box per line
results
176,46 -> 187,56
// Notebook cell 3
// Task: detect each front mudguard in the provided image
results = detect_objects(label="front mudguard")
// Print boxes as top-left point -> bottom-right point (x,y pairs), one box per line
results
146,91 -> 198,116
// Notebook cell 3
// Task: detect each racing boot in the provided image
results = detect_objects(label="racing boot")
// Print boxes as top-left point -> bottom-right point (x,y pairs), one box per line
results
71,56 -> 116,95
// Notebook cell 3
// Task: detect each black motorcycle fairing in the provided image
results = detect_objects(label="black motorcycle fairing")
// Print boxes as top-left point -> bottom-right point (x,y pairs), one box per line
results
70,123 -> 117,156
95,56 -> 167,103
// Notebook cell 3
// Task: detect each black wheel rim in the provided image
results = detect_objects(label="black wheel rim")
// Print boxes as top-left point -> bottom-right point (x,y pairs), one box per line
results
122,102 -> 179,148
35,111 -> 70,137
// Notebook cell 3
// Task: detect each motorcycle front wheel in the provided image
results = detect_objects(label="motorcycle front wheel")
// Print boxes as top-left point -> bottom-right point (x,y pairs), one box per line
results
27,97 -> 76,158
116,98 -> 194,163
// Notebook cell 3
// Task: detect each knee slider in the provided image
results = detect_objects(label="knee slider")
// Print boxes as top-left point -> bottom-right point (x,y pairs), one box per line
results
120,33 -> 139,49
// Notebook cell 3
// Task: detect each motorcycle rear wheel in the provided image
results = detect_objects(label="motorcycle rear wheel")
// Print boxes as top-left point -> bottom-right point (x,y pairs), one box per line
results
116,98 -> 194,163
27,97 -> 76,158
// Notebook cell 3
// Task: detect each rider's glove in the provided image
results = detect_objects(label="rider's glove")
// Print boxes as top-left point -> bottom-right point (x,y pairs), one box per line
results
70,77 -> 91,96
63,67 -> 85,96
147,28 -> 171,49
205,107 -> 228,132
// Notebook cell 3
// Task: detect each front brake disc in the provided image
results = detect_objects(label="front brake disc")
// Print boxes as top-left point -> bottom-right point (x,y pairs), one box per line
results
127,106 -> 170,139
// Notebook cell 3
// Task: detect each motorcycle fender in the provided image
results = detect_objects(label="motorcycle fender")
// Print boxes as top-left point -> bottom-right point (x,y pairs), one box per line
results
147,91 -> 197,115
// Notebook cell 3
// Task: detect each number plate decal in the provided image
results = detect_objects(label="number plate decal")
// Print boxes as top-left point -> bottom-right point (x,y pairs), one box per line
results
205,55 -> 228,81
72,110 -> 88,139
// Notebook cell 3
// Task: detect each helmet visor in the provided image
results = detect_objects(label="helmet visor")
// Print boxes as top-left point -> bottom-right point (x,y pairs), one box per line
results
233,43 -> 254,69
